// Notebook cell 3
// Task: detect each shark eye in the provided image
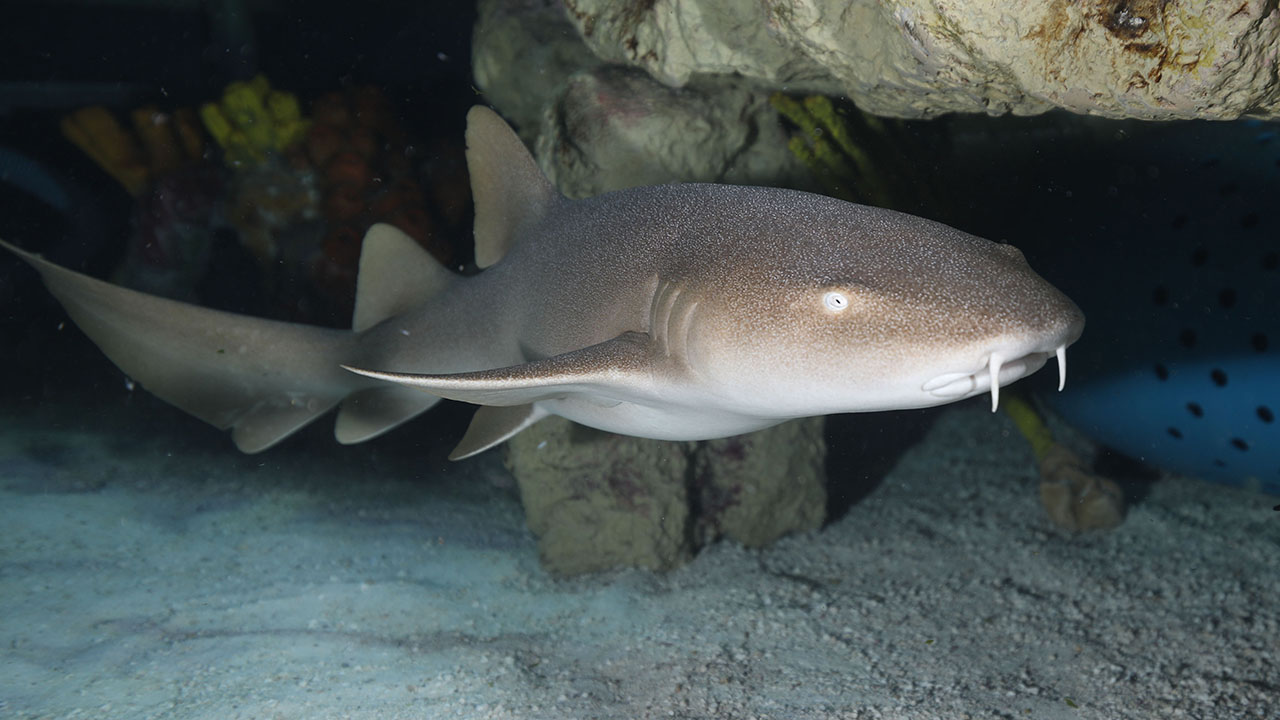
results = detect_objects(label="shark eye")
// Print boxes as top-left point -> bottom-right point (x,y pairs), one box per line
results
823,291 -> 849,312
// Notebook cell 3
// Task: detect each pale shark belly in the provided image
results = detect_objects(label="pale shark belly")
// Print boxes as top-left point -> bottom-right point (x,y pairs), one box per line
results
538,395 -> 783,441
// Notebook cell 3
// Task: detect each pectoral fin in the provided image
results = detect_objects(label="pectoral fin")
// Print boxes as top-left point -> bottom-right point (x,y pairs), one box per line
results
450,404 -> 548,460
342,331 -> 653,406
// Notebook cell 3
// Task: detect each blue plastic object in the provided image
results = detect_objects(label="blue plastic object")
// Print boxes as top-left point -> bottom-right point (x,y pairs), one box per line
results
1053,355 -> 1279,493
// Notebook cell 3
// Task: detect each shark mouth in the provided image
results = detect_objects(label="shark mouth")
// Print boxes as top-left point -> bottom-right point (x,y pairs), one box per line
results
922,345 -> 1068,412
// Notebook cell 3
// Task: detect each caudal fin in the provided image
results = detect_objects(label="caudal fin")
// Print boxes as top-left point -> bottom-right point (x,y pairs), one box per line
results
2,238 -> 362,452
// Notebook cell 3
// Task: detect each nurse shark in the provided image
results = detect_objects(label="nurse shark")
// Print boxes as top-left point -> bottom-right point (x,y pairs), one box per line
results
0,106 -> 1084,460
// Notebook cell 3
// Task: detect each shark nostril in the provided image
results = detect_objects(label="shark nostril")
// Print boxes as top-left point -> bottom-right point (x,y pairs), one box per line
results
922,371 -> 974,392
924,344 -> 1060,408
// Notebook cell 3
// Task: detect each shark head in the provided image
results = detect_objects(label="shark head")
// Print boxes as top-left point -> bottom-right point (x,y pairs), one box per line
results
663,185 -> 1085,417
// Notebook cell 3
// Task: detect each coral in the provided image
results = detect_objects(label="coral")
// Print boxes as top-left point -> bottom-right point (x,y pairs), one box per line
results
1004,392 -> 1056,461
1038,445 -> 1126,532
1004,394 -> 1125,532
225,161 -> 319,267
299,87 -> 455,322
770,92 -> 943,212
771,93 -> 882,204
60,78 -> 466,327
61,103 -> 224,300
61,105 -> 207,196
200,75 -> 309,168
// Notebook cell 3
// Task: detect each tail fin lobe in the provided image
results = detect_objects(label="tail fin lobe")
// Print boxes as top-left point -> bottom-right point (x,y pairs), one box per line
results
2,238 -> 359,452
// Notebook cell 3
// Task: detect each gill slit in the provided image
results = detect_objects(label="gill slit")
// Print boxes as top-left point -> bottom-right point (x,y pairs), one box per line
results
650,276 -> 700,377
649,276 -> 677,357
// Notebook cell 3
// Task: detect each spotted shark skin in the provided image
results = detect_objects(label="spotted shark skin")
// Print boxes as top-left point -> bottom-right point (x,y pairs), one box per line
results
1,107 -> 1083,459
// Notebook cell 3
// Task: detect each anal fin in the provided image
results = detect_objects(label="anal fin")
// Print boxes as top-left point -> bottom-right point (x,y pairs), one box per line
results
335,386 -> 443,444
450,404 -> 547,460
233,398 -> 343,453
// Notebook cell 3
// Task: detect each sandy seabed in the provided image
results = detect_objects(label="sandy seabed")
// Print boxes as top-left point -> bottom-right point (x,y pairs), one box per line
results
1,399 -> 1276,720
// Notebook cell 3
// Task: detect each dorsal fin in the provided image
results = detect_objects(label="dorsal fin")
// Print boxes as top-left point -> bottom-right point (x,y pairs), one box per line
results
465,106 -> 559,268
352,223 -> 453,332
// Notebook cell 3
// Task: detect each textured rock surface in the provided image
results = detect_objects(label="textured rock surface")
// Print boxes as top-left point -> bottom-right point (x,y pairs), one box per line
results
473,1 -> 815,196
534,66 -> 808,198
505,416 -> 828,575
693,417 -> 826,548
504,416 -> 695,575
560,0 -> 1280,120
472,0 -> 604,137
1038,445 -> 1127,532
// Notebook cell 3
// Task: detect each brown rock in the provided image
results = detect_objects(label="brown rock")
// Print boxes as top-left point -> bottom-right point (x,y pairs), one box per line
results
1038,445 -> 1125,532
504,416 -> 695,575
694,418 -> 826,548
504,417 -> 828,575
